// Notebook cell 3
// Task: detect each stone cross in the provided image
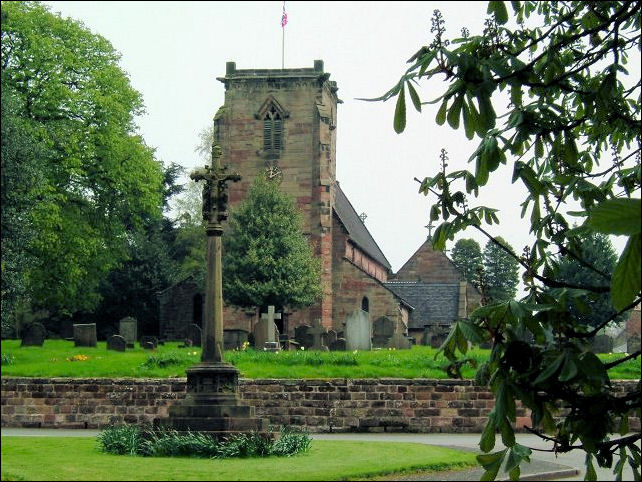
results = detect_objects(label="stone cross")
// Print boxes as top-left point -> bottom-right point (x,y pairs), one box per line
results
424,219 -> 434,238
190,144 -> 241,363
308,319 -> 327,350
260,306 -> 281,343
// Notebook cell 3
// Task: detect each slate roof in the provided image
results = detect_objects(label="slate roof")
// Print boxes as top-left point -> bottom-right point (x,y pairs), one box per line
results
333,183 -> 391,270
383,281 -> 460,329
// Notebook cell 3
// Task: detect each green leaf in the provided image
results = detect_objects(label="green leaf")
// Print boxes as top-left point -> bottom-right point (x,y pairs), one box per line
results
462,102 -> 475,140
611,233 -> 641,311
394,84 -> 407,133
436,99 -> 448,126
480,416 -> 497,452
406,81 -> 422,113
447,93 -> 465,129
588,198 -> 641,236
488,1 -> 509,24
558,353 -> 578,382
533,353 -> 564,385
478,449 -> 507,481
586,453 -> 598,481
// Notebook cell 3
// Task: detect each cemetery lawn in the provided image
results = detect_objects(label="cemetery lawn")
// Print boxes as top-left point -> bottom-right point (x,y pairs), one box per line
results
1,340 -> 639,379
0,436 -> 477,481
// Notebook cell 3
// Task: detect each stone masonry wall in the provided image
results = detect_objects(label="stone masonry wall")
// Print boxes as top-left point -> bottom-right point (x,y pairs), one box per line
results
2,378 -> 639,434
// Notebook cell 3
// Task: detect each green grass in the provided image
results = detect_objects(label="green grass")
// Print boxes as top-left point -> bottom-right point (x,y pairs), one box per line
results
0,436 -> 477,481
1,339 -> 639,379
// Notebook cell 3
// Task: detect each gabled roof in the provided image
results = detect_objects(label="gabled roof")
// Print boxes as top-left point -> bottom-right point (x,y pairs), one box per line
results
333,183 -> 391,270
384,281 -> 460,329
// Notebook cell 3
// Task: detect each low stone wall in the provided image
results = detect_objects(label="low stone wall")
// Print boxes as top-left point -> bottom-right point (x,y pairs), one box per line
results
1,377 -> 639,433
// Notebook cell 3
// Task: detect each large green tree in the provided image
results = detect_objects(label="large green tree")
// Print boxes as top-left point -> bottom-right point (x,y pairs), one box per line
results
554,231 -> 626,329
483,236 -> 520,302
370,2 -> 640,480
1,1 -> 164,322
450,238 -> 483,287
222,176 -> 323,314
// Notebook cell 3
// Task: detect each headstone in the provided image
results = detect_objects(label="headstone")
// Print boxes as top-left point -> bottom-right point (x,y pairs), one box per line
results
106,334 -> 127,352
627,333 -> 640,354
329,337 -> 346,351
224,329 -> 249,350
424,325 -> 450,348
73,323 -> 97,347
309,319 -> 328,350
254,306 -> 281,350
372,316 -> 395,348
294,325 -> 313,349
263,341 -> 280,352
326,329 -> 338,346
386,332 -> 412,350
20,322 -> 47,347
140,335 -> 158,349
345,310 -> 371,351
142,341 -> 155,350
591,333 -> 613,353
187,323 -> 202,347
118,317 -> 137,348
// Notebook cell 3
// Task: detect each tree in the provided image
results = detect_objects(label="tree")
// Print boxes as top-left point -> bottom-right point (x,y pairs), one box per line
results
1,2 -> 164,321
483,236 -> 519,302
451,238 -> 483,287
222,176 -> 323,314
554,231 -> 626,329
369,2 -> 640,480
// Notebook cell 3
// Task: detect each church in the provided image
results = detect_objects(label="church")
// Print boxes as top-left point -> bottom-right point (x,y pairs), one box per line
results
159,60 -> 480,346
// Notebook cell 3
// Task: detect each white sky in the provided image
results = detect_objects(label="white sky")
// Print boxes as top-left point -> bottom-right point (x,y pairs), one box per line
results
44,1 -> 632,281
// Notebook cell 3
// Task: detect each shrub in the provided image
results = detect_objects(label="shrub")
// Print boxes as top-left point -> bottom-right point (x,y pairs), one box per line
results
215,431 -> 273,458
140,428 -> 219,457
140,352 -> 186,369
1,352 -> 15,365
97,424 -> 143,455
271,426 -> 312,457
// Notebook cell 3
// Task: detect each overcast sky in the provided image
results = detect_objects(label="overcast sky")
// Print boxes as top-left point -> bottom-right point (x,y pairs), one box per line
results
44,1 -> 633,281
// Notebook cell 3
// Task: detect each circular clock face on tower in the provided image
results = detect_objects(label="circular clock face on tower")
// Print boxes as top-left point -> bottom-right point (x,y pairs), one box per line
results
265,165 -> 283,183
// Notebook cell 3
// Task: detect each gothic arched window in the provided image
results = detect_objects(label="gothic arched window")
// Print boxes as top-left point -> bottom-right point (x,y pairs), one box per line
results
263,105 -> 283,155
361,296 -> 370,313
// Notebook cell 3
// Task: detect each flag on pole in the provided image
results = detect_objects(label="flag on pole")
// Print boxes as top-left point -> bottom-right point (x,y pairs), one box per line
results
281,2 -> 288,28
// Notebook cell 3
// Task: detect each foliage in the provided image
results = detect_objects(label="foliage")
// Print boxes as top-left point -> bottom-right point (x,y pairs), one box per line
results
97,425 -> 311,459
483,236 -> 520,301
222,176 -> 323,311
367,1 -> 641,480
553,231 -> 626,329
1,353 -> 15,366
0,2 -> 165,321
139,351 -> 190,369
451,238 -> 483,287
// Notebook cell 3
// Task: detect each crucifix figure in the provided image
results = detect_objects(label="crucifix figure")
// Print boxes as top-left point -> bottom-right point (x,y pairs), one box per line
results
190,144 -> 241,363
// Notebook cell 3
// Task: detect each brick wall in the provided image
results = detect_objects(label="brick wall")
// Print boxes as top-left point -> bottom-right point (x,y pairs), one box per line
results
2,377 -> 638,434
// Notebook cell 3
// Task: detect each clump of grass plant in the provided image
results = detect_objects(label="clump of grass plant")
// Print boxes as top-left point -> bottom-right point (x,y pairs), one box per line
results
139,351 -> 189,369
97,424 -> 312,459
1,352 -> 15,365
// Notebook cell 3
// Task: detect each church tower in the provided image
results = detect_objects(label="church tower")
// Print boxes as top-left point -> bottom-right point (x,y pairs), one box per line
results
215,60 -> 339,334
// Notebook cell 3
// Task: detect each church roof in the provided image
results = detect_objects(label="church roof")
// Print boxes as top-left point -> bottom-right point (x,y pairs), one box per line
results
334,183 -> 391,270
384,281 -> 460,329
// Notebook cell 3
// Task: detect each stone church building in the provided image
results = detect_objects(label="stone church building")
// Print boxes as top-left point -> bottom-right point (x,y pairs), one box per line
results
159,60 -> 480,346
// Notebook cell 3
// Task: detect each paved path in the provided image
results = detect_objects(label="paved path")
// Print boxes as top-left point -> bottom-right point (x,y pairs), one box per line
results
3,429 -> 640,480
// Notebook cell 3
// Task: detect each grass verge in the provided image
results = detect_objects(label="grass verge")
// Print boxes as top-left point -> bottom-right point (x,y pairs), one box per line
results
1,340 -> 638,379
0,436 -> 477,481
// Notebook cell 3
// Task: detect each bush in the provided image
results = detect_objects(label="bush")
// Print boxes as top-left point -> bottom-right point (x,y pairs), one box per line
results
97,425 -> 312,458
140,352 -> 187,369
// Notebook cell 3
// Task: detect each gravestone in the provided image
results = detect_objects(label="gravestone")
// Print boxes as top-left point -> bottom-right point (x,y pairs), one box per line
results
254,306 -> 281,350
187,323 -> 202,347
224,329 -> 249,350
309,319 -> 328,351
73,323 -> 97,347
628,333 -> 641,354
326,329 -> 338,346
329,337 -> 346,351
424,325 -> 450,348
345,310 -> 371,351
591,333 -> 614,353
386,332 -> 412,350
107,334 -> 127,352
372,316 -> 395,348
118,317 -> 137,348
294,325 -> 313,349
279,334 -> 299,351
140,335 -> 158,349
20,322 -> 47,347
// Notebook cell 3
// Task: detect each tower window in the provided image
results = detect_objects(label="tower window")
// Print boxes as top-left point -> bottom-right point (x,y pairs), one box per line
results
361,296 -> 369,313
263,105 -> 283,155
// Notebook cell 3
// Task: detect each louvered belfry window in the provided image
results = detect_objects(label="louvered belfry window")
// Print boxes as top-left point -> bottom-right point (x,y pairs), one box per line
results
263,105 -> 282,155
